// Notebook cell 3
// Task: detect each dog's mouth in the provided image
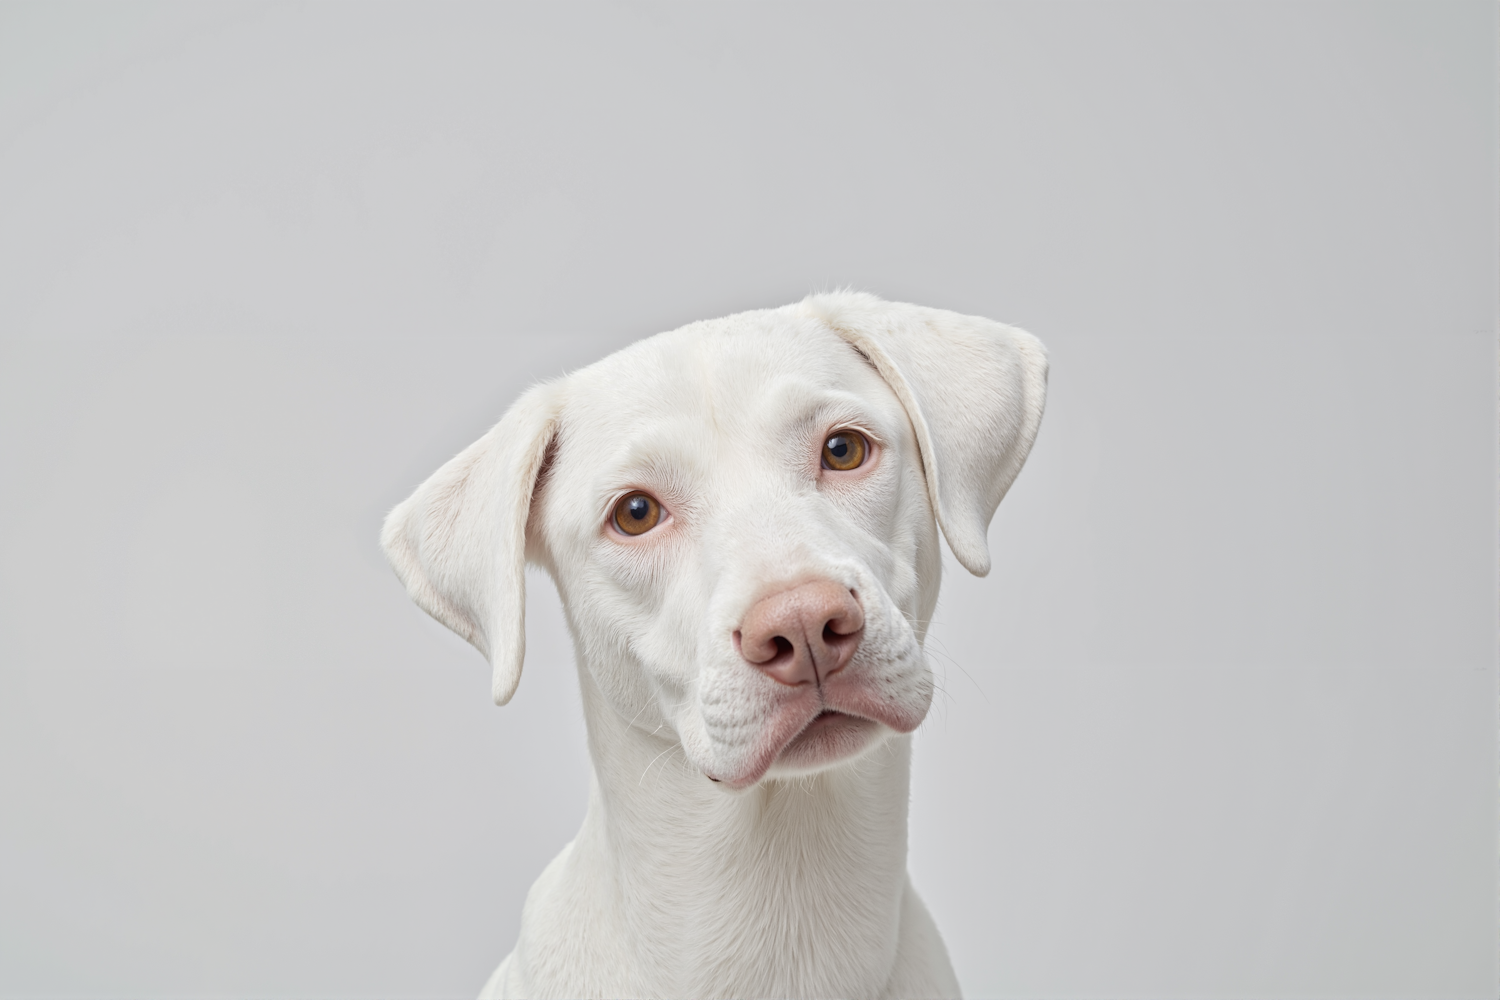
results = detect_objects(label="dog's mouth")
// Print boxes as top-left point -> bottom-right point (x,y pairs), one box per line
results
767,708 -> 882,776
705,650 -> 933,789
804,708 -> 854,731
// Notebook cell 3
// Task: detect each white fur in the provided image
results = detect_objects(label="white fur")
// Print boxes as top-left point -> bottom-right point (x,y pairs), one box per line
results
382,293 -> 1047,999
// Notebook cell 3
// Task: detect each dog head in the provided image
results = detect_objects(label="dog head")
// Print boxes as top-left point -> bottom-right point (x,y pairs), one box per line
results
382,293 -> 1046,788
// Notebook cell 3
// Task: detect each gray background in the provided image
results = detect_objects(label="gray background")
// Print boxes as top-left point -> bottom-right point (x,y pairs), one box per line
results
1,2 -> 1494,997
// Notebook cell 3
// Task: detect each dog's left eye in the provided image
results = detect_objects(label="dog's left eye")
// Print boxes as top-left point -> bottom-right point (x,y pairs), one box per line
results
612,492 -> 663,536
821,431 -> 868,471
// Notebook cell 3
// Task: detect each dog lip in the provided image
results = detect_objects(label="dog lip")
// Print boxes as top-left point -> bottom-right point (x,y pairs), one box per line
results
772,706 -> 881,773
787,707 -> 864,744
715,674 -> 928,788
799,706 -> 868,731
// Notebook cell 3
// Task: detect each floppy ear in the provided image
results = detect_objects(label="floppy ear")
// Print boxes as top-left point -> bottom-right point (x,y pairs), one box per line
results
800,292 -> 1048,577
380,380 -> 563,705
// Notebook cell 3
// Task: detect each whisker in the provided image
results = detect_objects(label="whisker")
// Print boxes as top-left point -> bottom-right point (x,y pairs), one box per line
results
639,742 -> 682,786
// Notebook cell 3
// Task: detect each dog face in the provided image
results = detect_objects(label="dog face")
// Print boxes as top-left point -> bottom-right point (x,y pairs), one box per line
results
382,293 -> 1046,788
533,312 -> 938,787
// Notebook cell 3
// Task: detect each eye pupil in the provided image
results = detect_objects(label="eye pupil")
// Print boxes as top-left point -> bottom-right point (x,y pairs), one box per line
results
627,496 -> 650,520
829,438 -> 849,458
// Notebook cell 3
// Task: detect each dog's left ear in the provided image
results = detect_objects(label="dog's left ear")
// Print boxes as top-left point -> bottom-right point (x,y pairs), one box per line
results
381,380 -> 564,705
801,292 -> 1048,577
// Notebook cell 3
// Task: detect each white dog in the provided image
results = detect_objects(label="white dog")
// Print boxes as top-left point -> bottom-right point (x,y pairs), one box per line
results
382,292 -> 1047,999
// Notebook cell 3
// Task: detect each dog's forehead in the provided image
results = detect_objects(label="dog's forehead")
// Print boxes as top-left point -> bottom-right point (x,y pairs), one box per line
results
562,311 -> 881,444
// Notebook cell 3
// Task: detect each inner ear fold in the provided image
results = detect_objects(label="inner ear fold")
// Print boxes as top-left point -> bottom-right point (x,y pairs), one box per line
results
801,292 -> 1048,577
380,380 -> 564,705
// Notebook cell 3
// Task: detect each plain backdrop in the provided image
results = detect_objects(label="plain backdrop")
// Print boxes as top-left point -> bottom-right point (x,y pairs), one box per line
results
0,2 -> 1495,997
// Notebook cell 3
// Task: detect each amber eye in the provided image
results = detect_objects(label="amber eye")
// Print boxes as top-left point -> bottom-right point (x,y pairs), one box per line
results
612,491 -> 662,536
821,431 -> 868,471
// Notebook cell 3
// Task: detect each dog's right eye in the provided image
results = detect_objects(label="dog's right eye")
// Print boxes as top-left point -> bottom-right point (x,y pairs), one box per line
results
612,492 -> 662,536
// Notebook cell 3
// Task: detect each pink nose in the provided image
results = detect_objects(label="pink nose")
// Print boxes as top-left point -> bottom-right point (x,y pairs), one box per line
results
735,581 -> 865,686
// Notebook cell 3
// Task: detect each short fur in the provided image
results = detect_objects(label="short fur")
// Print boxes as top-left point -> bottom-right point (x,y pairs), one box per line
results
382,293 -> 1047,998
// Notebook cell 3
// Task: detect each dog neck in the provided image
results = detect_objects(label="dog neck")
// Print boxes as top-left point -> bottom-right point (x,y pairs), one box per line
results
549,663 -> 915,996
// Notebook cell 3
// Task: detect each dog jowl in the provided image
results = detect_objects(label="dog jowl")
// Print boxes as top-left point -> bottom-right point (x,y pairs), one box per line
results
382,292 -> 1046,999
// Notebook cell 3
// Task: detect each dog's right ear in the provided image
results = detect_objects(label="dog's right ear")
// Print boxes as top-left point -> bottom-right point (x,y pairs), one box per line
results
380,381 -> 563,706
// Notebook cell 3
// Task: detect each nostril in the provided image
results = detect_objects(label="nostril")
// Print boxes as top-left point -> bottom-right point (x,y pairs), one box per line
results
736,626 -> 797,668
824,614 -> 862,639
